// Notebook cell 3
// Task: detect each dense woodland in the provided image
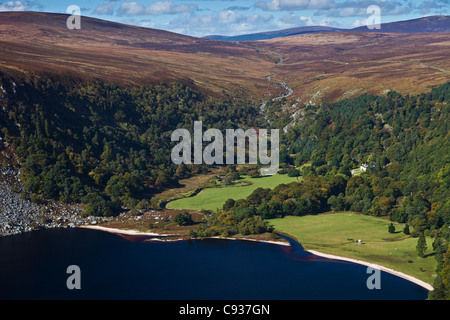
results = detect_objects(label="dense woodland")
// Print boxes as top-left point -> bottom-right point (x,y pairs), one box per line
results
0,70 -> 449,299
199,82 -> 450,299
228,83 -> 450,231
0,72 -> 263,216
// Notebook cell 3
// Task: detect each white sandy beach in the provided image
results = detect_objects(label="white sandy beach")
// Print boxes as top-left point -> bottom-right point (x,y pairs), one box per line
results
307,250 -> 434,291
80,225 -> 290,246
79,225 -> 174,237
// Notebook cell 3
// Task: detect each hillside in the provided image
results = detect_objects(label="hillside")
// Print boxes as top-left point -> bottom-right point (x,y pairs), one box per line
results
207,15 -> 450,41
2,12 -> 446,110
252,31 -> 450,104
195,82 -> 450,299
205,26 -> 343,41
1,11 -> 450,299
1,12 -> 449,105
352,15 -> 450,33
0,11 -> 274,99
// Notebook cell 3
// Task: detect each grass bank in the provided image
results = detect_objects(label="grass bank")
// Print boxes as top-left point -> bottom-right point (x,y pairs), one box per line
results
167,174 -> 300,212
269,212 -> 437,286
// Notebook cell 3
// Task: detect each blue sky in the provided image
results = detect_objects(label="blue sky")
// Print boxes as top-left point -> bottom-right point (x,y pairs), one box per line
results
0,0 -> 448,36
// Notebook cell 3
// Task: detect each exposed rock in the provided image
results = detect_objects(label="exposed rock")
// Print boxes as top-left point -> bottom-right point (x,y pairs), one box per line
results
0,167 -> 87,236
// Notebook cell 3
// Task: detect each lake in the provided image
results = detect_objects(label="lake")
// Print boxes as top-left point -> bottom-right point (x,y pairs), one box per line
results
0,228 -> 429,300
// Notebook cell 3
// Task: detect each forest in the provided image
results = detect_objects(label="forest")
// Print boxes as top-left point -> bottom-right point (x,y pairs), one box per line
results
195,82 -> 450,299
0,71 -> 263,216
0,70 -> 449,299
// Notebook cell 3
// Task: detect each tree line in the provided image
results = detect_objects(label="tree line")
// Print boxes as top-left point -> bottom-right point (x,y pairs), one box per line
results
0,70 -> 448,299
215,82 -> 450,299
0,72 -> 263,217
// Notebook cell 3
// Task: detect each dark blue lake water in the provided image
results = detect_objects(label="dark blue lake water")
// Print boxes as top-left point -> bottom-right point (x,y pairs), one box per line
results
0,228 -> 428,300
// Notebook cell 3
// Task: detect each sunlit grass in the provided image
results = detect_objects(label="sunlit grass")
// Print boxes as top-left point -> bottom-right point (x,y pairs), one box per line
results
269,213 -> 437,285
167,174 -> 300,212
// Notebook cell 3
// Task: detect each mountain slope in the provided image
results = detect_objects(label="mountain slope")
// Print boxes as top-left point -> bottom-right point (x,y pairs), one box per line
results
205,26 -> 343,41
207,15 -> 450,42
250,31 -> 450,104
0,12 -> 449,106
0,11 -> 274,98
352,15 -> 450,33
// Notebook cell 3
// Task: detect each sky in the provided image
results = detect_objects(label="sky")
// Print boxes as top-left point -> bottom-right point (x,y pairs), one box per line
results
0,0 -> 448,37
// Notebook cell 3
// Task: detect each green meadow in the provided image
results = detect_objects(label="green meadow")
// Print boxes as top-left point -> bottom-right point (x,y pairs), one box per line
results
167,174 -> 300,212
269,213 -> 437,286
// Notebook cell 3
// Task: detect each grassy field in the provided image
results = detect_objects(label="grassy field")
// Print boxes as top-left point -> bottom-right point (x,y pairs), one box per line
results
152,167 -> 224,207
351,168 -> 365,176
167,174 -> 300,212
269,213 -> 437,286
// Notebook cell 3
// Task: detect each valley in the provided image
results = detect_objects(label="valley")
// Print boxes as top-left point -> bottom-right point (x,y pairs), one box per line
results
0,12 -> 274,99
0,11 -> 449,300
1,12 -> 449,106
253,32 -> 450,105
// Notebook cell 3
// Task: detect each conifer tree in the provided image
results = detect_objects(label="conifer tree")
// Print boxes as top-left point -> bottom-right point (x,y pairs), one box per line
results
416,232 -> 427,258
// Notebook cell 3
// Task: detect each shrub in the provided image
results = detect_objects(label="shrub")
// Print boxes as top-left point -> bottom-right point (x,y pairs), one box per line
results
174,212 -> 194,226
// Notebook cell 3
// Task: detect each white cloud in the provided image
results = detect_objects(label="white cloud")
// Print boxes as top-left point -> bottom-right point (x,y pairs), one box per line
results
0,1 -> 28,11
338,7 -> 366,17
92,1 -> 117,15
352,18 -> 368,27
300,15 -> 315,25
314,0 -> 412,17
218,9 -> 244,24
318,16 -> 338,26
255,0 -> 334,11
157,10 -> 277,37
236,13 -> 274,33
116,1 -> 198,16
146,1 -> 198,16
139,20 -> 156,28
255,0 -> 413,18
278,13 -> 315,28
88,0 -> 429,36
117,1 -> 146,16
417,0 -> 448,14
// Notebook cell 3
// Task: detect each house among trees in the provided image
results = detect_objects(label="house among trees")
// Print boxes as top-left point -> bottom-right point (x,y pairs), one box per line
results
360,164 -> 369,172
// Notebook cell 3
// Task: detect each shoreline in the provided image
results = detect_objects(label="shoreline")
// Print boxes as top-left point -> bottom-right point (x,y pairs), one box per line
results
79,225 -> 290,247
79,225 -> 433,292
78,225 -> 175,237
209,236 -> 290,247
306,249 -> 434,292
